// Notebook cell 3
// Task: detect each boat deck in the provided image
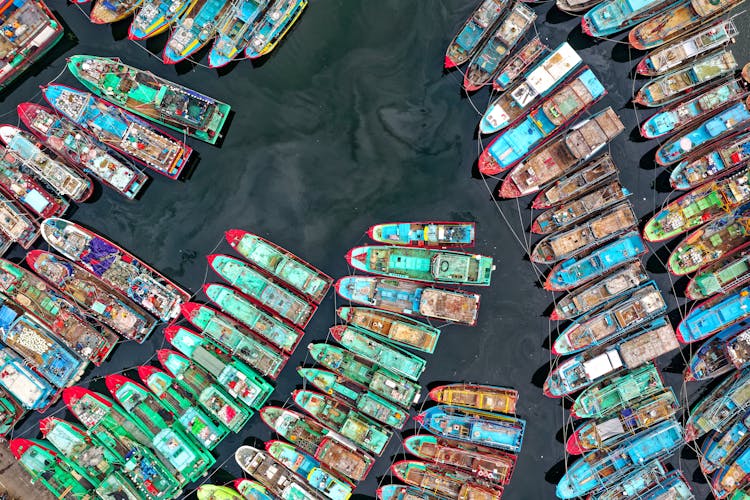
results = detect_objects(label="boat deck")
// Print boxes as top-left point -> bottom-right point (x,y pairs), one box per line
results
620,324 -> 679,366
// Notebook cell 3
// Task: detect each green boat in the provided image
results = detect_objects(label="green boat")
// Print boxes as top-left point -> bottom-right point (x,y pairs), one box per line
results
198,484 -> 244,500
234,478 -> 274,500
204,282 -> 305,353
181,302 -> 288,379
308,342 -> 421,408
686,244 -> 750,300
165,325 -> 274,410
157,349 -> 251,432
337,306 -> 440,353
346,246 -> 494,286
97,472 -> 146,500
105,374 -> 216,482
293,389 -> 392,456
0,387 -> 23,436
136,365 -> 228,450
208,254 -> 316,327
571,364 -> 665,419
330,325 -> 426,381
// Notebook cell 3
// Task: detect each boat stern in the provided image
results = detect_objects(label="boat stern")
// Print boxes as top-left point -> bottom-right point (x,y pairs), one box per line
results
478,147 -> 502,176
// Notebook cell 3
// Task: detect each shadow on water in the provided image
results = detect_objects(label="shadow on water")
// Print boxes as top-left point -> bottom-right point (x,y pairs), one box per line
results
144,31 -> 169,55
610,41 -> 644,64
546,459 -> 568,485
566,25 -> 598,51
661,347 -> 690,374
646,243 -> 672,274
212,109 -> 236,149
109,16 -> 132,41
638,145 -> 659,170
531,363 -> 551,389
216,59 -> 242,77
544,5 -> 574,25
654,169 -> 674,193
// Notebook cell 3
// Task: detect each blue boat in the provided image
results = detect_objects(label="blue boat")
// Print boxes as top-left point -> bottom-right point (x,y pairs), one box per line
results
685,323 -> 747,381
444,0 -> 509,69
686,369 -> 750,441
244,0 -> 308,59
163,0 -> 232,64
677,285 -> 750,344
701,408 -> 750,475
556,420 -> 683,499
0,346 -> 56,411
414,405 -> 525,453
544,231 -> 646,292
208,0 -> 267,68
581,0 -> 687,38
641,471 -> 693,499
713,439 -> 750,498
128,0 -> 198,40
588,461 -> 667,500
671,131 -> 750,190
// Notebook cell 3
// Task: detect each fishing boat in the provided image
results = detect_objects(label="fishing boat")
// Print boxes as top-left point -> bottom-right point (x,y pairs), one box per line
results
199,485 -> 244,500
0,191 -> 38,249
157,349 -> 251,432
551,261 -> 649,321
137,364 -> 229,449
41,84 -> 192,179
556,420 -> 683,499
684,322 -> 745,380
0,387 -> 23,436
700,408 -> 750,474
686,370 -> 750,440
532,154 -> 619,209
478,68 -> 607,176
180,302 -> 288,379
629,0 -> 743,50
162,0 -> 233,64
544,231 -> 646,291
0,125 -> 92,202
545,318 -> 677,395
588,461 -> 668,500
677,284 -> 750,343
687,242 -> 750,300
208,0 -> 269,68
671,129 -> 750,190
581,0 -> 686,38
640,77 -> 749,140
557,0 -> 605,13
337,306 -> 440,353
428,383 -> 518,414
414,405 -> 525,453
346,245 -> 494,286
570,363 -> 665,419
234,479 -> 275,500
0,345 -> 56,410
164,324 -> 275,409
226,229 -> 332,303
68,55 -> 231,144
10,438 -> 95,498
377,485 -> 442,500
207,254 -> 316,328
640,471 -> 694,499
244,0 -> 308,59
129,0 -> 197,39
369,221 -> 475,248
234,445 -> 322,500
96,472 -> 146,499
26,250 -> 157,343
308,343 -> 422,408
463,3 -> 536,91
444,0 -> 509,69
726,326 -> 750,369
18,102 -> 148,199
335,276 -> 480,326
668,202 -> 750,275
260,406 -> 376,482
492,36 -> 547,91
89,0 -> 144,23
479,42 -> 583,136
391,460 -> 504,499
293,389 -> 392,456
566,391 -> 680,454
714,439 -> 750,498
634,49 -> 738,106
636,18 -> 739,76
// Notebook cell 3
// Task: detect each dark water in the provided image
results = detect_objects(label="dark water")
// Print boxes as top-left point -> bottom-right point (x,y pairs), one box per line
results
5,0 -> 750,498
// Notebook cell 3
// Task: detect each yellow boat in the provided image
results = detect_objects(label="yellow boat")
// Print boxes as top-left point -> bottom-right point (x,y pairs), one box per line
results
428,383 -> 518,414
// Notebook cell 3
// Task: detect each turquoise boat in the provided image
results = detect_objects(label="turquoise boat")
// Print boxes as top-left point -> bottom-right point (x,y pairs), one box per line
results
368,221 -> 476,248
588,461 -> 668,500
208,0 -> 268,68
10,438 -> 96,498
337,306 -> 440,353
444,0 -> 509,68
129,0 -> 198,39
672,130 -> 750,191
377,485 -> 442,500
0,387 -> 23,436
582,0 -> 686,37
686,369 -> 750,441
677,283 -> 750,343
163,0 -> 232,64
700,408 -> 750,475
234,478 -> 274,500
0,345 -> 56,411
641,471 -> 693,499
244,0 -> 308,59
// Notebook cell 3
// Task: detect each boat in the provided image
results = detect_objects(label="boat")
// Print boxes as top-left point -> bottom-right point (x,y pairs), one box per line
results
636,18 -> 739,76
551,261 -> 649,321
671,129 -> 750,190
179,302 -> 288,379
243,0 -> 308,59
677,284 -> 750,343
634,50 -> 738,106
414,405 -> 526,453
463,3 -> 536,91
225,229 -> 331,303
377,485 -> 442,500
260,405 -> 376,482
545,318 -> 677,395
588,461 -> 668,500
0,125 -> 92,202
629,0 -> 744,50
368,221 -> 475,248
298,367 -> 408,429
40,218 -> 189,322
478,68 -> 607,176
346,245 -> 495,286
26,250 -> 157,343
668,202 -> 750,275
640,470 -> 694,499
68,55 -> 231,145
479,42 -> 583,136
640,76 -> 749,140
335,276 -> 480,326
204,283 -> 304,354
207,253 -> 316,328
726,326 -> 750,369
17,102 -> 148,199
162,0 -> 233,64
570,363 -> 665,419
137,364 -> 229,449
0,387 -> 23,436
234,479 -> 275,500
157,349 -> 251,432
544,231 -> 646,291
293,389 -> 392,456
686,369 -> 750,440
10,438 -> 95,498
531,202 -> 637,264
492,36 -> 548,91
41,84 -> 192,179
96,471 -> 146,500
712,440 -> 750,497
700,408 -> 750,474
556,420 -> 683,499
684,322 -> 745,380
0,191 -> 38,249
234,445 -> 321,500
532,154 -> 619,209
581,0 -> 687,38
0,345 -> 56,410
89,0 -> 144,23
336,306 -> 440,354
308,342 -> 422,408
403,434 -> 516,485
566,391 -> 680,454
266,440 -> 353,500
208,0 -> 269,68
198,485 -> 244,500
428,383 -> 518,414
164,324 -> 275,410
557,0 -> 605,13
444,0 -> 509,69
391,460 -> 504,499
129,0 -> 197,39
